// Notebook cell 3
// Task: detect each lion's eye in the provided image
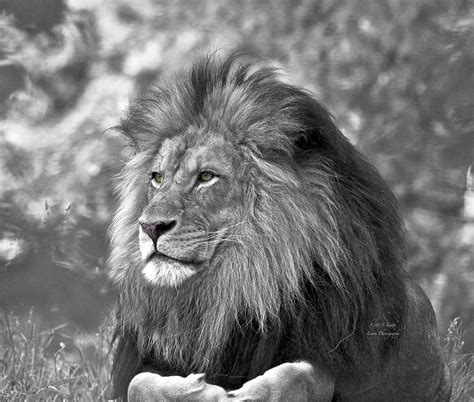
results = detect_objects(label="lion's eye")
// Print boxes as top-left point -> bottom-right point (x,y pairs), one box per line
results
151,172 -> 164,188
199,171 -> 215,182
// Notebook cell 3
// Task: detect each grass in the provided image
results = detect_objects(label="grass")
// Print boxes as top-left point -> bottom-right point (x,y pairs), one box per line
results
444,317 -> 474,401
0,310 -> 472,401
0,309 -> 111,401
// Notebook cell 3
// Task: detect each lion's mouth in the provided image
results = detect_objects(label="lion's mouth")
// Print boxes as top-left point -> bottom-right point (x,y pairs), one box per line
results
148,252 -> 195,266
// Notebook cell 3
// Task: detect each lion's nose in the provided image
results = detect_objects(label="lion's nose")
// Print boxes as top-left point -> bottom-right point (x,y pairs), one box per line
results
139,220 -> 177,244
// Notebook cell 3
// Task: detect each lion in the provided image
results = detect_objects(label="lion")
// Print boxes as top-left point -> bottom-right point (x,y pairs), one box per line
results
107,54 -> 451,401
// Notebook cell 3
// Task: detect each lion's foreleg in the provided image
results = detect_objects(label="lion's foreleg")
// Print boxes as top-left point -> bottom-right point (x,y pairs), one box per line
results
127,372 -> 228,401
228,362 -> 334,402
127,362 -> 333,401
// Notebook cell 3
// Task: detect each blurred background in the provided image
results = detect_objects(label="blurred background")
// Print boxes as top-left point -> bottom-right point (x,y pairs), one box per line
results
0,0 -> 473,399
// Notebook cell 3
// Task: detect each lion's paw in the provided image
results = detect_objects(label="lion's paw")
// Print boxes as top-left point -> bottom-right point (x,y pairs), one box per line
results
226,362 -> 313,402
128,372 -> 228,401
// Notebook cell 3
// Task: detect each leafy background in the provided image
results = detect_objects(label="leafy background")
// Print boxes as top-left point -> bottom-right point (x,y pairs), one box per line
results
0,0 -> 473,399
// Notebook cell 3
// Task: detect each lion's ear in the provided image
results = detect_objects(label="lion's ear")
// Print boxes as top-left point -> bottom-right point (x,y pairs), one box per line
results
103,125 -> 140,158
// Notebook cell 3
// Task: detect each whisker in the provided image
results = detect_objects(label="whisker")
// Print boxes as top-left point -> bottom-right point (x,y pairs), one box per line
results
207,220 -> 248,235
192,238 -> 248,246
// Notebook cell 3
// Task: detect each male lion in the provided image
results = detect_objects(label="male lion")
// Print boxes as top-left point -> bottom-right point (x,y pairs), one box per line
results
108,55 -> 451,401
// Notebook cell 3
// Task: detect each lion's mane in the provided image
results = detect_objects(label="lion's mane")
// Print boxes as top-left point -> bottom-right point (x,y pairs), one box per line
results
108,55 -> 407,398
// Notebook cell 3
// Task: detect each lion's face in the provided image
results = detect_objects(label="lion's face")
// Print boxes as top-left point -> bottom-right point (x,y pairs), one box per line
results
138,130 -> 244,287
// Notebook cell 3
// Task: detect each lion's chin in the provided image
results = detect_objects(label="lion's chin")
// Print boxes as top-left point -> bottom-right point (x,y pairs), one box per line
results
142,258 -> 196,287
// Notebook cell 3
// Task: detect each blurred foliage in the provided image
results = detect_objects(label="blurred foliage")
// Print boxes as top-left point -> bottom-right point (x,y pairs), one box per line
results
0,0 -> 473,355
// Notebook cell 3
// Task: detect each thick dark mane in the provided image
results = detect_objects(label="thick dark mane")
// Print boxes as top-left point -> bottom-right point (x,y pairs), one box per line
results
109,54 -> 408,399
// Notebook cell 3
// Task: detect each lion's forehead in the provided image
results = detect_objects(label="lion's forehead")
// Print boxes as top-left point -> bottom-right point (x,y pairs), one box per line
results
153,131 -> 237,179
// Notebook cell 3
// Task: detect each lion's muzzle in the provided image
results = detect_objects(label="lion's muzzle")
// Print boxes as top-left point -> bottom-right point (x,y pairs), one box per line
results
137,215 -> 218,286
